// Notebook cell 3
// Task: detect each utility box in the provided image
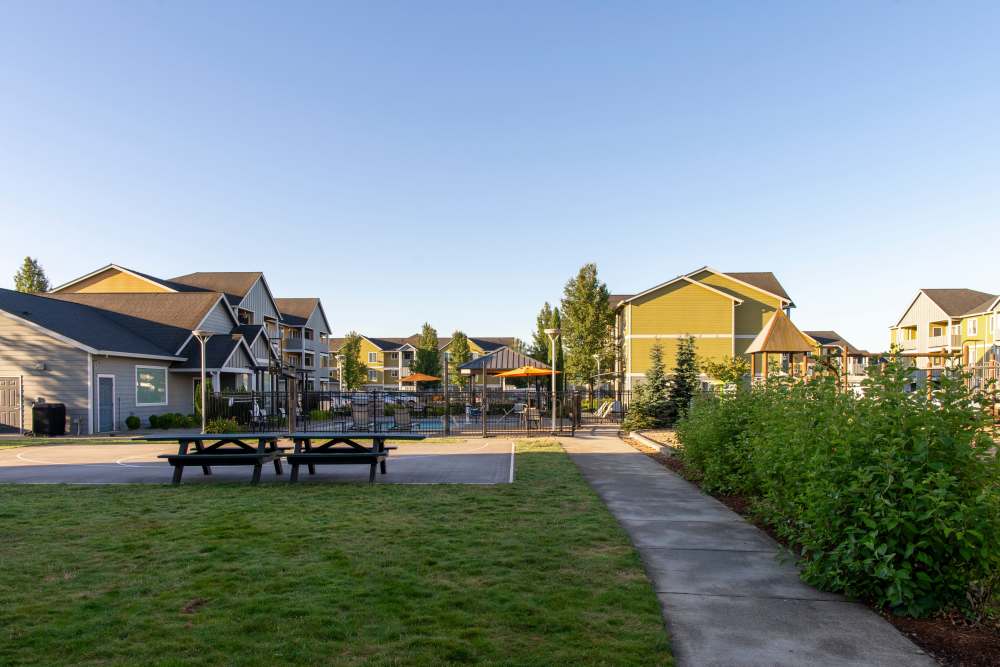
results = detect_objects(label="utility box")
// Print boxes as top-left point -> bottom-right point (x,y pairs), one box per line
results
32,403 -> 66,436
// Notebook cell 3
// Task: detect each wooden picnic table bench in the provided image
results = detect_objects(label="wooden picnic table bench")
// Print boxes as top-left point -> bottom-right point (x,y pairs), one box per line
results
134,433 -> 287,485
286,432 -> 425,484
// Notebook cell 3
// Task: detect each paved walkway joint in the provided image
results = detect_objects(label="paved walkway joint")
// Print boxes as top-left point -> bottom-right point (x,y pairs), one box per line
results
561,434 -> 935,667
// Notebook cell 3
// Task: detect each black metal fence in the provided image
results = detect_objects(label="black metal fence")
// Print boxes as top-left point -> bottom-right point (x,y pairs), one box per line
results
205,387 -> 622,436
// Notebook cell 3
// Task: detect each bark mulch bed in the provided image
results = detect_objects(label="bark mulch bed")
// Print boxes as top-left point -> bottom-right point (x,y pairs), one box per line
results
624,436 -> 1000,667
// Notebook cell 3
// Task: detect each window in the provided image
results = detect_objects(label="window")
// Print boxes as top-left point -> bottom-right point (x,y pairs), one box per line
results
304,328 -> 314,341
368,370 -> 379,381
320,354 -> 329,368
930,325 -> 944,337
368,352 -> 378,363
389,369 -> 398,377
136,366 -> 168,406
304,353 -> 315,367
968,319 -> 978,336
237,308 -> 253,325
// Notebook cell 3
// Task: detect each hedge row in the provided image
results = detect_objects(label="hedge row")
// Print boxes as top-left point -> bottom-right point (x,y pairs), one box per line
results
675,360 -> 1000,617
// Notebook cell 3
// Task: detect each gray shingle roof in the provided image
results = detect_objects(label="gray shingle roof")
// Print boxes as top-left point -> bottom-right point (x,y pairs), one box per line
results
922,289 -> 997,317
175,335 -> 256,370
46,291 -> 227,355
803,330 -> 862,356
168,272 -> 264,305
0,289 -> 179,358
457,348 -> 550,372
724,272 -> 792,302
274,298 -> 319,326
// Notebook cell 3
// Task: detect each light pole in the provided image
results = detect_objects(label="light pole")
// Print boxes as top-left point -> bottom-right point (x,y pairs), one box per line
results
544,327 -> 560,433
336,353 -> 345,392
192,330 -> 213,434
594,353 -> 602,392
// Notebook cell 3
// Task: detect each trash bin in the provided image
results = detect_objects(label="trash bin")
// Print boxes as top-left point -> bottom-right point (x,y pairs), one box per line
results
32,403 -> 66,436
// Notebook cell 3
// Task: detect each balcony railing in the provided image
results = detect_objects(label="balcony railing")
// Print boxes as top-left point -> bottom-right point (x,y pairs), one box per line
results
283,335 -> 304,351
951,334 -> 963,348
927,335 -> 948,348
900,338 -> 917,351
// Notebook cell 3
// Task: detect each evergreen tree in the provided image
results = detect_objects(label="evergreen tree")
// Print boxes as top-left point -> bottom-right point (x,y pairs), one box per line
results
339,332 -> 369,390
622,343 -> 671,430
14,257 -> 50,293
667,336 -> 699,421
448,331 -> 472,388
530,302 -> 553,362
560,263 -> 613,394
412,323 -> 441,379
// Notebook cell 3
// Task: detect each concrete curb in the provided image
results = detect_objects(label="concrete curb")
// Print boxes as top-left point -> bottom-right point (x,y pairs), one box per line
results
628,431 -> 678,455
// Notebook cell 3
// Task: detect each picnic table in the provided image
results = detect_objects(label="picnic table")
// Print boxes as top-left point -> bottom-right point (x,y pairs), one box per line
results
286,432 -> 425,484
135,433 -> 285,485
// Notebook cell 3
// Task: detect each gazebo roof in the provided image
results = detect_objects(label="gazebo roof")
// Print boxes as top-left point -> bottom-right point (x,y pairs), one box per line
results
745,309 -> 814,354
457,348 -> 550,374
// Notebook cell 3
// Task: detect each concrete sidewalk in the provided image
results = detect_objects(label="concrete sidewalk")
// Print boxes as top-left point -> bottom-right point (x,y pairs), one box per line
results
561,434 -> 935,667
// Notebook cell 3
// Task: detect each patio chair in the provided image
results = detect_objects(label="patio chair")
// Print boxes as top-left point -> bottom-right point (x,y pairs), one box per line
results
394,404 -> 412,431
351,400 -> 371,430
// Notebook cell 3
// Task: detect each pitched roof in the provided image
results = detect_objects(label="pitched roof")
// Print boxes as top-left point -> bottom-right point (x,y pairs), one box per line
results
168,272 -> 264,305
46,291 -> 228,355
608,294 -> 633,308
457,348 -> 550,373
329,335 -> 517,353
920,289 -> 997,318
746,310 -> 814,354
49,263 -> 181,294
0,289 -> 180,359
803,330 -> 862,356
962,295 -> 1000,317
274,298 -> 320,326
175,334 -> 258,371
722,272 -> 792,302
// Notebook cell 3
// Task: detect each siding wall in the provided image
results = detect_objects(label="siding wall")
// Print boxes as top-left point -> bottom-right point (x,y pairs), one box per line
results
0,313 -> 91,433
53,268 -> 171,294
200,301 -> 237,335
250,333 -> 270,361
239,278 -> 281,323
224,344 -> 254,370
630,281 -> 733,334
895,293 -> 951,369
91,357 -> 194,430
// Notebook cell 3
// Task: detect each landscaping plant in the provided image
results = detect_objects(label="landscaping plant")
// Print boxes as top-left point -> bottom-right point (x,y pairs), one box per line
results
676,357 -> 1000,618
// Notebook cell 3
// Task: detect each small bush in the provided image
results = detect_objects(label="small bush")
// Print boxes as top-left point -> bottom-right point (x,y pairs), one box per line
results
147,414 -> 158,428
308,408 -> 330,421
124,415 -> 140,430
676,359 -> 1000,618
205,418 -> 242,434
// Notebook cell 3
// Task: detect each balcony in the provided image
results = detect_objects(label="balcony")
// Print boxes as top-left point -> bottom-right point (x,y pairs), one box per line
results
927,335 -> 947,349
900,338 -> 917,351
951,334 -> 963,348
282,335 -> 304,351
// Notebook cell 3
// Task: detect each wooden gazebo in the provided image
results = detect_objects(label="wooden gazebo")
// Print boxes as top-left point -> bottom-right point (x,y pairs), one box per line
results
746,309 -> 815,380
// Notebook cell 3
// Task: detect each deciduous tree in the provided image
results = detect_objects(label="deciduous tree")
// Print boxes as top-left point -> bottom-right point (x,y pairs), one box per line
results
339,332 -> 369,390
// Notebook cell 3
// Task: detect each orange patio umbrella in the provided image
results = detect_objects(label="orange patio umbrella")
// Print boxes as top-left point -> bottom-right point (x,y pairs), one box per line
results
496,365 -> 559,378
400,372 -> 441,383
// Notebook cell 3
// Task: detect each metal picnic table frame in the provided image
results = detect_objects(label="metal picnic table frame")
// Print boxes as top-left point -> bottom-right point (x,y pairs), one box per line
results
135,433 -> 285,485
286,432 -> 426,484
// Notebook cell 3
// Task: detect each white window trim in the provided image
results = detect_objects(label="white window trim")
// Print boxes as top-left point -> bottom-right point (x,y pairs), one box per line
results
96,374 -> 117,432
135,365 -> 169,407
368,352 -> 378,363
968,319 -> 978,336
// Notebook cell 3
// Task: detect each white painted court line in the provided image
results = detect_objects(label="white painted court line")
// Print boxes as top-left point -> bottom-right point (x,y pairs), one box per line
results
115,455 -> 164,468
509,442 -> 515,483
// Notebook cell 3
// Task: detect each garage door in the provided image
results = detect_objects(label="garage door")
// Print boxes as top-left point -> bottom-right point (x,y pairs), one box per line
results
0,377 -> 21,433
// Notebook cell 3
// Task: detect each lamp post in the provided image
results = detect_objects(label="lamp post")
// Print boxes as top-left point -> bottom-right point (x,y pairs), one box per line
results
544,327 -> 560,433
192,330 -> 213,434
336,353 -> 345,392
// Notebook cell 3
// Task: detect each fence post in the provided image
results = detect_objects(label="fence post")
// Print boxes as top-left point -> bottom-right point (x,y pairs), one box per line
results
443,361 -> 451,435
370,390 -> 379,433
571,391 -> 578,436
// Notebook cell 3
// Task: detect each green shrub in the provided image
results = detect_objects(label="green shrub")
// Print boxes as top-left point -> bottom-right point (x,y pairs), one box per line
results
676,359 -> 1000,617
147,414 -> 158,428
308,408 -> 330,421
205,418 -> 242,434
124,415 -> 140,430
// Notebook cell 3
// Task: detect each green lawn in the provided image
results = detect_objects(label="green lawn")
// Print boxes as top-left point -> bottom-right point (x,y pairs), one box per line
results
0,440 -> 671,666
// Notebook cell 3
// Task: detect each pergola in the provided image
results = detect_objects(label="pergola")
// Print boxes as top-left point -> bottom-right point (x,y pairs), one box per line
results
456,348 -> 551,399
746,309 -> 815,380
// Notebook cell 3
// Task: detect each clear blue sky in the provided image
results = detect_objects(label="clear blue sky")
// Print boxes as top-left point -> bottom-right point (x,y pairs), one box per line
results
2,2 -> 998,352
